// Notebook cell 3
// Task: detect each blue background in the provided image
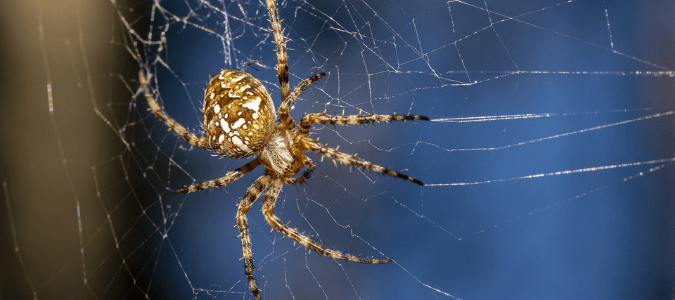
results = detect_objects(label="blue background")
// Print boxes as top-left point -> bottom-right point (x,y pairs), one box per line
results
137,1 -> 674,299
0,0 -> 673,299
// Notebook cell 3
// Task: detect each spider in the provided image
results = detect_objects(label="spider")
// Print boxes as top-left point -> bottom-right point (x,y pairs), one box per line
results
139,0 -> 428,298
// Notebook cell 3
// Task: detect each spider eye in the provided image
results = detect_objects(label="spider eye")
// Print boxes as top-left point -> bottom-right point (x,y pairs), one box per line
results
203,69 -> 276,158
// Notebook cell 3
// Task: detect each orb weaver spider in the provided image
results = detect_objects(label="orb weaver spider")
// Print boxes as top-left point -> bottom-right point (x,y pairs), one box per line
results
139,0 -> 428,298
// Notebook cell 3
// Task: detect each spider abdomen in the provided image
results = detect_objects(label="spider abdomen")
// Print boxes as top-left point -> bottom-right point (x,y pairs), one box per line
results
203,69 -> 277,158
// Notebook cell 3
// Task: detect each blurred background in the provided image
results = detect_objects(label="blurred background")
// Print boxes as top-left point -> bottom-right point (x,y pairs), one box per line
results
1,0 -> 674,299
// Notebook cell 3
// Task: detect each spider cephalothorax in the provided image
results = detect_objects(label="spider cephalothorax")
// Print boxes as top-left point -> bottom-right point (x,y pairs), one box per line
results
202,69 -> 306,178
139,0 -> 428,298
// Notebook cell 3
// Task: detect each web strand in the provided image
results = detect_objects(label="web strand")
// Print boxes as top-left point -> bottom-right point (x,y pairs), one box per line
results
2,0 -> 674,299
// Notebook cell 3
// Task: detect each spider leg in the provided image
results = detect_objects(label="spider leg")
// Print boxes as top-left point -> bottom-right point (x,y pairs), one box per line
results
298,113 -> 429,136
278,73 -> 325,130
139,71 -> 210,150
265,0 -> 289,101
300,136 -> 424,185
262,178 -> 392,264
237,174 -> 273,300
284,156 -> 315,185
174,159 -> 261,194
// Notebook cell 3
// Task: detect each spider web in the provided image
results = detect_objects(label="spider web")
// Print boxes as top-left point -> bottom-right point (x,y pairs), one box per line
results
1,0 -> 674,299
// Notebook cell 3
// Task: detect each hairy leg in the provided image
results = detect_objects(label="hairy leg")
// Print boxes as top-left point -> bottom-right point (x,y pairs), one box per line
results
237,175 -> 272,300
300,136 -> 424,185
284,156 -> 315,185
139,71 -> 210,150
298,113 -> 429,136
278,73 -> 325,130
174,159 -> 261,193
265,0 -> 289,101
262,178 -> 392,263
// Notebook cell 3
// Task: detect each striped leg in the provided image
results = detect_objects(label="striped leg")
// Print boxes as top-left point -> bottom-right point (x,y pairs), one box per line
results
300,136 -> 424,186
237,175 -> 273,300
139,71 -> 210,150
283,156 -> 315,185
278,73 -> 325,130
298,113 -> 429,136
174,159 -> 261,193
262,178 -> 392,264
265,0 -> 289,101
